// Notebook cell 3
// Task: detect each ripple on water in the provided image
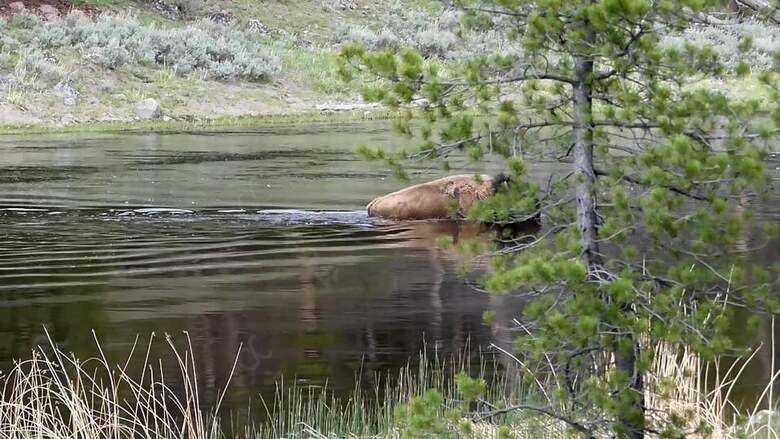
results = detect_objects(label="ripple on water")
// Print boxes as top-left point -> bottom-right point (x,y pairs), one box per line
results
0,207 -> 413,294
1,128 -> 777,422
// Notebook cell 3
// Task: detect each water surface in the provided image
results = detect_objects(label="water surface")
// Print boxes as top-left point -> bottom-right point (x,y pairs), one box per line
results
0,122 -> 778,416
0,123 -> 539,414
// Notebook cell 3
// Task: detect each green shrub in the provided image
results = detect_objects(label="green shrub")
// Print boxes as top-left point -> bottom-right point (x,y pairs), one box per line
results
0,53 -> 12,71
9,12 -> 41,29
335,2 -> 483,59
660,19 -> 779,71
0,34 -> 20,53
335,24 -> 379,48
87,38 -> 131,70
417,28 -> 456,57
17,50 -> 66,84
32,12 -> 280,81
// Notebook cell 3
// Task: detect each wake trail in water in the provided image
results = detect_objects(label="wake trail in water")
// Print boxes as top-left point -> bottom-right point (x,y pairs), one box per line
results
0,206 -> 425,295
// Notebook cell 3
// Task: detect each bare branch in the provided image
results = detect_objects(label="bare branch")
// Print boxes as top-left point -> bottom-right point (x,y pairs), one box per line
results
493,224 -> 569,255
474,404 -> 594,437
593,168 -> 712,202
442,60 -> 577,86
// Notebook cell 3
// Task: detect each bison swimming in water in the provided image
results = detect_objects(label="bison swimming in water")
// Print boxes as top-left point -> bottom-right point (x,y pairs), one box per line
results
366,173 -> 512,221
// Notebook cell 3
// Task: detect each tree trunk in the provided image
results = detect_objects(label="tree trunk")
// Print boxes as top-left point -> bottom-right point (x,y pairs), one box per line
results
613,338 -> 645,439
572,56 -> 600,270
572,55 -> 644,438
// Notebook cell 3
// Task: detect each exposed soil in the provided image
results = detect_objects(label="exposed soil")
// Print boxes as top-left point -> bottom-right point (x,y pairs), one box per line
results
0,0 -> 99,16
0,103 -> 42,125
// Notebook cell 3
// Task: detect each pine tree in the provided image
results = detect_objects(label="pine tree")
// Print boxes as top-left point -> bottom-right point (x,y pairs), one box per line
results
340,0 -> 780,436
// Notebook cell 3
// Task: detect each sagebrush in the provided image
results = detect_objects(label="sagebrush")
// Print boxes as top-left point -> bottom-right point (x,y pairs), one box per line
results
31,12 -> 280,81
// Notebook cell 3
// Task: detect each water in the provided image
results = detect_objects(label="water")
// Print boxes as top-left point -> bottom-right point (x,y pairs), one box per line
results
0,123 -> 538,415
0,122 -> 778,417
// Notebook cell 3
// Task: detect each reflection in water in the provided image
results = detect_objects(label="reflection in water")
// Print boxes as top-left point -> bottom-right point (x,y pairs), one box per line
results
0,125 -> 777,418
0,207 -> 540,415
0,125 -> 526,417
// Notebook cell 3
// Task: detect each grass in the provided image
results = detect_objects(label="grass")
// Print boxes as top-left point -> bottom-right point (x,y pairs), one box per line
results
264,43 -> 357,96
0,330 -> 520,439
0,1 -> 775,139
154,65 -> 179,88
646,332 -> 780,438
405,0 -> 446,13
253,348 -> 519,438
692,72 -> 780,105
0,2 -> 393,129
2,86 -> 28,107
71,0 -> 128,7
0,329 -> 234,439
124,87 -> 150,103
2,325 -> 780,438
0,108 -> 402,135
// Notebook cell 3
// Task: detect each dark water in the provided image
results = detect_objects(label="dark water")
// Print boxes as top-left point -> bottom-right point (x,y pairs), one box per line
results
0,123 -> 540,415
0,122 -> 778,416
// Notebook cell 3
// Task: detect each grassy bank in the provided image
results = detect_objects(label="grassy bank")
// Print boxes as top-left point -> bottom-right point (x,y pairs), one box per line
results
2,330 -> 779,438
0,0 -> 450,129
0,332 -> 524,439
0,108 -> 402,135
2,1 -> 773,133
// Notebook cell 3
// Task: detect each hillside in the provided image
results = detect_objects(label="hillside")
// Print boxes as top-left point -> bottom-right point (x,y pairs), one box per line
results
0,0 -> 777,130
0,0 -> 446,128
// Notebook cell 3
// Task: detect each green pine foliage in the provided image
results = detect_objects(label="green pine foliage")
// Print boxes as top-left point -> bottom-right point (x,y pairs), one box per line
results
340,0 -> 780,437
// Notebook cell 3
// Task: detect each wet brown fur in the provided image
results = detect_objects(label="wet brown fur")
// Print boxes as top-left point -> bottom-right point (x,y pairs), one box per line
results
366,174 -> 503,220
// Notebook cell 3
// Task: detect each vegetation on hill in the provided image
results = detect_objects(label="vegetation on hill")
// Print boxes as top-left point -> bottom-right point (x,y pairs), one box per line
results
0,0 -> 776,129
0,0 -> 447,127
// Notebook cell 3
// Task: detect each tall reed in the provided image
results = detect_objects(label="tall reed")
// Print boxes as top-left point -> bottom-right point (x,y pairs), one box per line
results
1,327 -> 779,438
0,329 -> 237,439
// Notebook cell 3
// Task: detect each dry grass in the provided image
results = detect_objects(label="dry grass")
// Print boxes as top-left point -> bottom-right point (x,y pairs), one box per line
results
0,331 -> 511,438
0,329 -> 238,439
1,324 -> 779,438
646,319 -> 780,438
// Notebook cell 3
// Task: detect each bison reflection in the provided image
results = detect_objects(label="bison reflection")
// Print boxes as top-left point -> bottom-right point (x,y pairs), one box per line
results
296,218 -> 540,371
367,173 -> 511,220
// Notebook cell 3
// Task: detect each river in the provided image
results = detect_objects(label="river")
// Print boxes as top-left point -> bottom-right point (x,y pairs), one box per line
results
0,122 -> 778,418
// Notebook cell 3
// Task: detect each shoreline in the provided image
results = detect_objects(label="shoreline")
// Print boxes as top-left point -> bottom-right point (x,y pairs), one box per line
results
0,108 -> 402,135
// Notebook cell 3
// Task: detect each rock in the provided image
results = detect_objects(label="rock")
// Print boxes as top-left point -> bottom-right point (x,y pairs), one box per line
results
162,115 -> 171,121
135,98 -> 162,120
8,2 -> 26,13
320,0 -> 356,11
149,0 -> 183,20
64,9 -> 88,24
61,114 -> 76,125
38,4 -> 59,20
207,7 -> 234,24
0,76 -> 17,92
246,19 -> 271,37
53,81 -> 79,106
